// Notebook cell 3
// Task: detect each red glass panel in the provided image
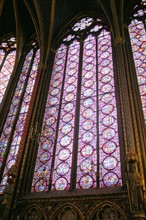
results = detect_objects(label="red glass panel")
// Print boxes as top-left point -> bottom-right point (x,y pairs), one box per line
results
0,48 -> 39,194
32,44 -> 67,192
77,35 -> 97,189
52,40 -> 79,191
98,30 -> 122,187
129,20 -> 146,122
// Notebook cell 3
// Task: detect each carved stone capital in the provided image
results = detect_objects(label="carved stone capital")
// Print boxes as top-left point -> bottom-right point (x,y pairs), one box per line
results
115,35 -> 125,44
127,151 -> 138,163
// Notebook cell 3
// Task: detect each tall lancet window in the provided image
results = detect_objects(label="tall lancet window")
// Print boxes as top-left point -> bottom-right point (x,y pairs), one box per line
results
0,36 -> 16,104
128,2 -> 146,122
0,41 -> 40,194
32,17 -> 122,192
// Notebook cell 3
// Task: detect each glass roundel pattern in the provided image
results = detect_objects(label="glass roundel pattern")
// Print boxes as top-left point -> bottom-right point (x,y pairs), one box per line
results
129,19 -> 146,122
77,35 -> 97,189
32,18 -> 122,192
52,40 -> 79,191
0,36 -> 16,103
0,48 -> 40,194
32,44 -> 67,192
98,30 -> 122,187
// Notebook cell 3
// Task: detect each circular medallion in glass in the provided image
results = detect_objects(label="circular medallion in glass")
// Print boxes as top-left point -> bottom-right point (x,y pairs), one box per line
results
100,60 -> 111,67
100,45 -> 109,52
83,108 -> 94,118
69,62 -> 77,69
13,98 -> 19,106
135,60 -> 142,66
79,175 -> 93,189
82,132 -> 94,142
40,152 -> 51,163
103,128 -> 115,140
83,88 -> 94,97
84,72 -> 94,79
85,43 -> 94,49
57,49 -> 65,58
68,69 -> 76,76
42,140 -> 53,151
80,159 -> 94,173
101,67 -> 110,75
55,177 -> 67,190
101,84 -> 113,93
103,156 -> 118,170
84,79 -> 94,88
67,76 -> 76,84
85,64 -> 94,71
82,119 -> 94,130
81,145 -> 94,157
101,94 -> 113,103
85,56 -> 94,63
102,104 -> 114,115
133,51 -> 141,59
56,162 -> 70,176
47,116 -> 55,126
48,107 -> 57,115
137,75 -> 146,84
65,93 -> 74,102
100,38 -> 109,45
70,48 -> 78,55
60,135 -> 71,146
102,116 -> 115,126
103,141 -> 117,154
101,51 -> 110,59
62,113 -> 73,123
70,55 -> 78,61
66,85 -> 75,93
103,172 -> 118,187
50,88 -> 60,96
42,127 -> 54,137
35,179 -> 47,192
4,127 -> 11,135
83,98 -> 94,107
101,75 -> 112,83
64,103 -> 74,112
56,59 -> 64,65
54,66 -> 63,72
85,50 -> 94,56
58,149 -> 70,161
61,124 -> 72,135
52,80 -> 61,88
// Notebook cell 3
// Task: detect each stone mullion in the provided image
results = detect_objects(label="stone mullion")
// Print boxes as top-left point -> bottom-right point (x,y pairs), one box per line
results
111,39 -> 126,183
114,40 -> 136,157
109,0 -> 137,168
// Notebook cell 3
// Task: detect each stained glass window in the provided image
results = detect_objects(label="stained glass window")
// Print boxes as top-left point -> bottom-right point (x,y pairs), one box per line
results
0,42 -> 40,194
129,4 -> 146,122
32,17 -> 122,192
0,36 -> 16,103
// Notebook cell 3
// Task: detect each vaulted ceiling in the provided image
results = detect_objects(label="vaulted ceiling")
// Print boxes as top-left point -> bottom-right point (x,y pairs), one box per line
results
0,0 -> 143,46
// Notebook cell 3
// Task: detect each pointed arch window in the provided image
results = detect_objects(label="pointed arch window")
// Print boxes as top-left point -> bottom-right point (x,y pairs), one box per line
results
0,41 -> 40,194
128,1 -> 146,122
32,17 -> 122,192
0,36 -> 16,104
